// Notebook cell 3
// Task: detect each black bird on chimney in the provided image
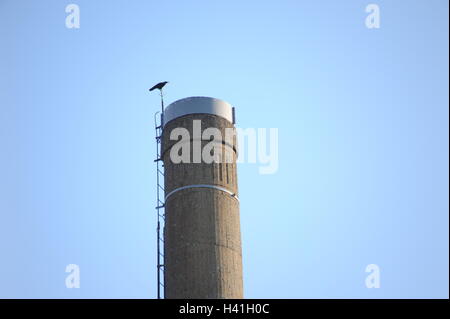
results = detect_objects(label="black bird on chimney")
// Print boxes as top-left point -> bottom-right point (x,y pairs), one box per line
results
149,81 -> 168,92
149,81 -> 169,114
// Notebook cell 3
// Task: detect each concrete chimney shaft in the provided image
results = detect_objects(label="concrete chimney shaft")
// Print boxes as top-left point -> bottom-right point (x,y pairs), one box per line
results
162,96 -> 243,299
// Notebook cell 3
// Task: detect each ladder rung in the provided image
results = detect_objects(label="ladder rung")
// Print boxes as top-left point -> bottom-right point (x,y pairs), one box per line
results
154,158 -> 162,162
156,205 -> 165,209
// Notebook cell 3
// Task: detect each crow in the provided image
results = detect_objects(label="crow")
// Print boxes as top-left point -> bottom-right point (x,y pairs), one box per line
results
149,81 -> 168,92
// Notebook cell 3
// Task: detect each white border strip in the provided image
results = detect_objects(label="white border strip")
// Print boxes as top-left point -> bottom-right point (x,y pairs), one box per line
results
165,184 -> 239,202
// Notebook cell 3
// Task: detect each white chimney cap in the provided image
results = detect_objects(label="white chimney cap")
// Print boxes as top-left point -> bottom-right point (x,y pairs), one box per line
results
163,96 -> 234,126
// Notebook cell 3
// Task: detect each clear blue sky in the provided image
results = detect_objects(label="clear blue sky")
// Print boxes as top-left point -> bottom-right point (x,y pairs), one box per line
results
0,0 -> 448,298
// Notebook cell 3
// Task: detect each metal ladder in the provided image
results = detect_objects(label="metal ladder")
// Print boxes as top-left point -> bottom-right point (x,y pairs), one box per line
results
154,111 -> 165,299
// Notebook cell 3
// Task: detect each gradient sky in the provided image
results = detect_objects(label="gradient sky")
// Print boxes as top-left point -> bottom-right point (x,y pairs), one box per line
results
0,0 -> 448,298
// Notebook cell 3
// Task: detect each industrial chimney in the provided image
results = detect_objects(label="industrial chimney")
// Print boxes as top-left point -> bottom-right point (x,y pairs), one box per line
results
161,96 -> 243,299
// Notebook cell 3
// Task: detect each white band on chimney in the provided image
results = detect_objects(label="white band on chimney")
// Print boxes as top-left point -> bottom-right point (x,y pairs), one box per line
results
165,184 -> 239,202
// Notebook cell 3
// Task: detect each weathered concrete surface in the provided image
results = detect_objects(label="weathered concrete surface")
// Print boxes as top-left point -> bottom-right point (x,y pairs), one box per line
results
163,113 -> 243,299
